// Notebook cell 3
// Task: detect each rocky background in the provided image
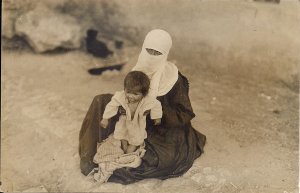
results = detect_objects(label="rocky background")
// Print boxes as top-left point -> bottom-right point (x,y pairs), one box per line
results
1,0 -> 299,192
3,0 -> 300,86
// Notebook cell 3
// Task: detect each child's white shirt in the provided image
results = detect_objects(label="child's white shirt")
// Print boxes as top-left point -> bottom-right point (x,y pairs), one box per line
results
103,91 -> 162,146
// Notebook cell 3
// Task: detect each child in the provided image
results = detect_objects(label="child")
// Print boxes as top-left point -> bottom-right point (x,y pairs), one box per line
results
100,71 -> 162,153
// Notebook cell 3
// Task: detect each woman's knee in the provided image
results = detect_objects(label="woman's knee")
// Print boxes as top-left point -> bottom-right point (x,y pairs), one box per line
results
93,94 -> 113,104
91,94 -> 113,111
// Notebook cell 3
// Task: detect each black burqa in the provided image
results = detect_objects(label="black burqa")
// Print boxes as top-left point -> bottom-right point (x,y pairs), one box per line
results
79,73 -> 206,184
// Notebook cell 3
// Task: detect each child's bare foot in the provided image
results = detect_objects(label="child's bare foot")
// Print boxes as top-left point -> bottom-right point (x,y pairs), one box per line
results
121,139 -> 128,153
126,144 -> 138,153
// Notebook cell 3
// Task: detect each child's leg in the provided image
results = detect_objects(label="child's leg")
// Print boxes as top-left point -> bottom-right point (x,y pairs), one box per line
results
121,139 -> 128,153
126,144 -> 138,153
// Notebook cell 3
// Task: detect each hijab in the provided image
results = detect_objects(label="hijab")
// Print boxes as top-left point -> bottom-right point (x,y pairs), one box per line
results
132,29 -> 178,97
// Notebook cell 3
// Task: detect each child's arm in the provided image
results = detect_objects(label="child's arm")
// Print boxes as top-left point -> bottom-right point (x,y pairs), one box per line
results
100,118 -> 109,128
101,94 -> 122,128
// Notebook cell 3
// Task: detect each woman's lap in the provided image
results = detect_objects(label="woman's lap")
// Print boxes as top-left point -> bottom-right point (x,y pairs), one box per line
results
107,126 -> 204,184
79,94 -> 206,183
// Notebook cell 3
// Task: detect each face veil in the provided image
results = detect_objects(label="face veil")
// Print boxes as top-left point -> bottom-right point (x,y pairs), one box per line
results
132,29 -> 178,97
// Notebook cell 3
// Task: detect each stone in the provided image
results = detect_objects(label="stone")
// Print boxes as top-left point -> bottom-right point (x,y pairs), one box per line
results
136,179 -> 161,191
203,167 -> 212,174
218,178 -> 226,184
22,185 -> 48,192
206,175 -> 218,182
2,0 -> 36,38
2,11 -> 15,39
191,173 -> 203,183
15,5 -> 82,53
218,168 -> 232,177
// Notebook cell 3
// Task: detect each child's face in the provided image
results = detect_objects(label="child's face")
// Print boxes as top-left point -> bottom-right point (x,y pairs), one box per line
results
125,89 -> 143,103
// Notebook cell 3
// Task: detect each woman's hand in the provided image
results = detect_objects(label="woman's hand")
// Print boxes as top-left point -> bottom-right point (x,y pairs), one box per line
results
100,119 -> 109,128
153,118 -> 161,125
143,110 -> 150,116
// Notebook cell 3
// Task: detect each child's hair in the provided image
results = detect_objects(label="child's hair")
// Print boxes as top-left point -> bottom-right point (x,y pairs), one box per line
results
124,71 -> 150,96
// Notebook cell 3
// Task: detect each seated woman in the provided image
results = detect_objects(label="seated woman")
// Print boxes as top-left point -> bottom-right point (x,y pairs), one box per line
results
79,29 -> 206,184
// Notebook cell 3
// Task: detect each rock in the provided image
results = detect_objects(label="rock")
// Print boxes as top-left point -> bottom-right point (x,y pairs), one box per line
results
22,185 -> 48,192
191,173 -> 203,183
204,183 -> 212,187
101,69 -> 121,79
206,175 -> 218,182
15,5 -> 82,53
203,167 -> 212,174
218,178 -> 226,184
2,11 -> 15,39
260,93 -> 272,100
2,0 -> 36,38
218,168 -> 232,177
136,179 -> 161,190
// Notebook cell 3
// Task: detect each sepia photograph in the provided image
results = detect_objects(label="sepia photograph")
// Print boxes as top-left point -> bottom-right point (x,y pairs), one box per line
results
1,0 -> 299,192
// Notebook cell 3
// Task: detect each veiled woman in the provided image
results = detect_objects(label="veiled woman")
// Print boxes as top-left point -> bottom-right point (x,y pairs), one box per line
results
79,29 -> 206,184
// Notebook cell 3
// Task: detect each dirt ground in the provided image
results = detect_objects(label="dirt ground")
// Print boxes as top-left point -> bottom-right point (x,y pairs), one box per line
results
1,48 -> 298,193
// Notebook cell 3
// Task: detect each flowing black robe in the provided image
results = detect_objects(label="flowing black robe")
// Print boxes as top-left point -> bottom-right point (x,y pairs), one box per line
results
79,72 -> 206,184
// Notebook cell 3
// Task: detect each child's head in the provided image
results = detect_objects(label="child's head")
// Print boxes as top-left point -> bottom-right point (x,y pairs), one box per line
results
124,71 -> 150,103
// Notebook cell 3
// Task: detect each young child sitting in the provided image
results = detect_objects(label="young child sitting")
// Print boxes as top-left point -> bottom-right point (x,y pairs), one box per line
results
100,71 -> 162,153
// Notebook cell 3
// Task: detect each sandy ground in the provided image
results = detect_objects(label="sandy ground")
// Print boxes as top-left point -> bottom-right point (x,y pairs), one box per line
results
1,49 -> 298,193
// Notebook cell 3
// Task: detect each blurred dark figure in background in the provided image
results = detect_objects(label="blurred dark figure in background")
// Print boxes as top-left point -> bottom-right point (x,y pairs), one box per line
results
114,40 -> 124,49
86,29 -> 113,58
